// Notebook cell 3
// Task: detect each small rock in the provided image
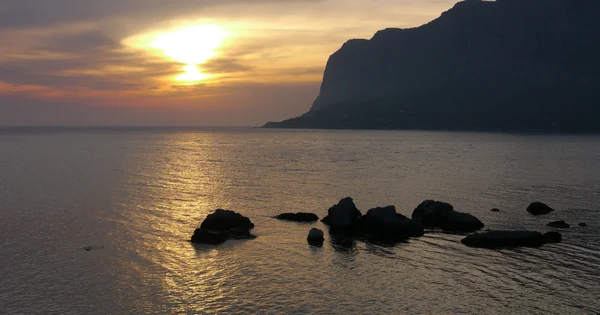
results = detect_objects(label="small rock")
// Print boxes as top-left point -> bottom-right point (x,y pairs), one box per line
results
82,245 -> 103,251
275,212 -> 319,222
491,208 -> 500,212
526,202 -> 554,215
579,222 -> 587,227
461,230 -> 548,249
547,220 -> 570,229
307,228 -> 325,245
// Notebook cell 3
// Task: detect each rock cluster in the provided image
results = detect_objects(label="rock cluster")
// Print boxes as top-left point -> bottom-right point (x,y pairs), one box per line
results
321,198 -> 435,243
190,199 -> 565,250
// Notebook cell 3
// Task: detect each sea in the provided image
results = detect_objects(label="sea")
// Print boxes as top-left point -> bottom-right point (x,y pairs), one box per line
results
0,127 -> 599,314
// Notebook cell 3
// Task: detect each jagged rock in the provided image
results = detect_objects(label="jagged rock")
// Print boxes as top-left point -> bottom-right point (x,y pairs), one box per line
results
321,197 -> 363,233
359,206 -> 424,242
547,220 -> 570,229
191,209 -> 255,245
307,228 -> 325,245
275,212 -> 319,222
526,202 -> 554,215
264,0 -> 600,133
461,230 -> 561,249
412,200 -> 484,233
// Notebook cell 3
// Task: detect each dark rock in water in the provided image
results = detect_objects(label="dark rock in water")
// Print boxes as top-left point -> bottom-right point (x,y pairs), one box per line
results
359,206 -> 424,242
579,222 -> 588,227
200,209 -> 255,231
526,202 -> 554,215
321,197 -> 363,233
82,245 -> 103,251
412,200 -> 454,225
547,220 -> 570,229
275,212 -> 319,222
227,228 -> 258,240
461,230 -> 562,249
191,209 -> 255,244
307,228 -> 325,245
491,208 -> 500,212
412,200 -> 484,233
543,231 -> 562,244
191,229 -> 228,245
439,212 -> 484,233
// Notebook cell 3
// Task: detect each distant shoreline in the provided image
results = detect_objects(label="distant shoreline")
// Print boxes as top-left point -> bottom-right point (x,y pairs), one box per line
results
1,125 -> 600,136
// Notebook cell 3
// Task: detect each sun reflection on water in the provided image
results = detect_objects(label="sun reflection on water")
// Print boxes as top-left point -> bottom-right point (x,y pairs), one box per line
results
119,134 -> 237,313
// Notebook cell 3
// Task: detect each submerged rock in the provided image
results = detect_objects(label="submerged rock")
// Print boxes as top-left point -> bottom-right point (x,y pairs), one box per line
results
543,231 -> 562,244
547,220 -> 570,229
275,212 -> 319,222
321,197 -> 363,233
526,202 -> 554,215
191,209 -> 256,245
359,206 -> 424,242
411,200 -> 484,233
461,230 -> 562,249
307,228 -> 325,245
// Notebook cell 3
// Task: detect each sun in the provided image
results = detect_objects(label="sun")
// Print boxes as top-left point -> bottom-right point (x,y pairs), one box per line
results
134,24 -> 228,83
150,24 -> 228,65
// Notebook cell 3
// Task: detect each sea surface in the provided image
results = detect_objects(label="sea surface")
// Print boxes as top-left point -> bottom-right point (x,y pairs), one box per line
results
1,127 -> 599,314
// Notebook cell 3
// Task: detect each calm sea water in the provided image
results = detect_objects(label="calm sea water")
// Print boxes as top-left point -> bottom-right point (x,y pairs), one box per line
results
1,127 -> 599,314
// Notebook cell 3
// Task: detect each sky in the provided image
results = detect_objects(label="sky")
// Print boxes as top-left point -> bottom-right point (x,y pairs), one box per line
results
0,0 -> 458,126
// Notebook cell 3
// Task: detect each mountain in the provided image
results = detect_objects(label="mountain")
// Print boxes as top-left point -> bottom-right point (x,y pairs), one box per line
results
264,0 -> 600,132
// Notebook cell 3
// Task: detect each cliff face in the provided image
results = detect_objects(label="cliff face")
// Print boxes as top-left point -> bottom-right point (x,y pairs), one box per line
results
264,0 -> 600,132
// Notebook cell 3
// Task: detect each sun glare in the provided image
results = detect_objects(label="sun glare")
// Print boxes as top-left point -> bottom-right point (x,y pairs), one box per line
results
143,24 -> 228,83
176,64 -> 212,82
150,24 -> 227,65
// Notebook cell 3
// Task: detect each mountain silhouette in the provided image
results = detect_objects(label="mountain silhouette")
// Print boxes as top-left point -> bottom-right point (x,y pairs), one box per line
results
264,0 -> 600,132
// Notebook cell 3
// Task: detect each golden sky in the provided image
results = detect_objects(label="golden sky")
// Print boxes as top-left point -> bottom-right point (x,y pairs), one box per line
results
0,0 -> 458,126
